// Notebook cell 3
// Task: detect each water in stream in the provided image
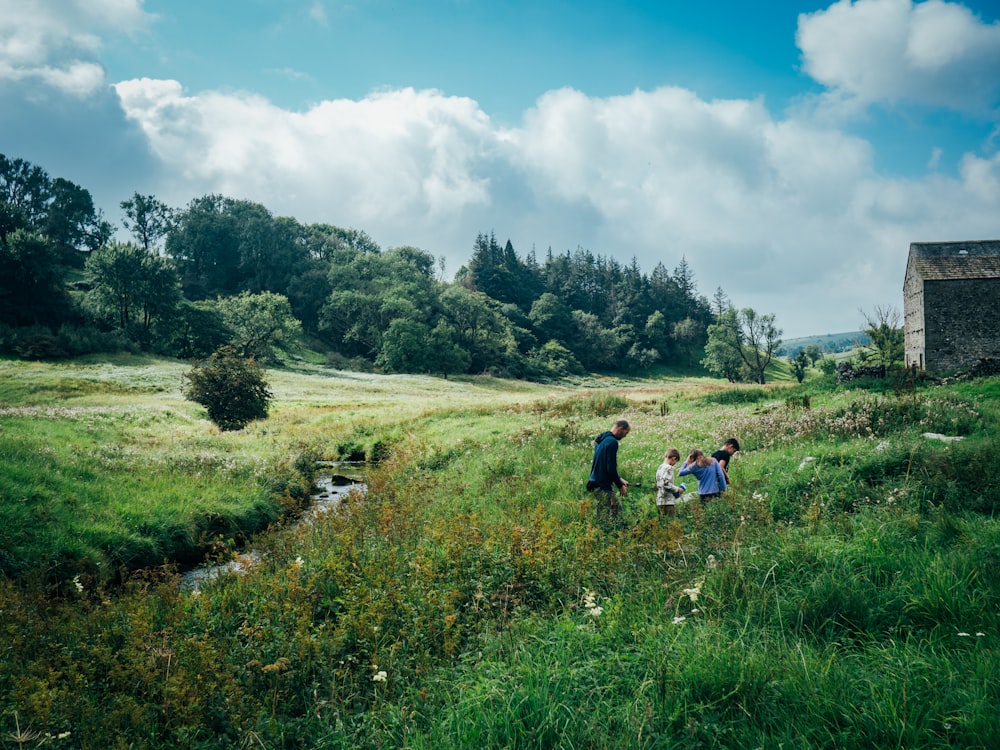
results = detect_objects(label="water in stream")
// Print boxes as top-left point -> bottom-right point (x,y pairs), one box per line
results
180,464 -> 366,591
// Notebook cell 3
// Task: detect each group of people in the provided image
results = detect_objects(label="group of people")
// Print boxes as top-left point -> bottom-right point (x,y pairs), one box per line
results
587,418 -> 740,523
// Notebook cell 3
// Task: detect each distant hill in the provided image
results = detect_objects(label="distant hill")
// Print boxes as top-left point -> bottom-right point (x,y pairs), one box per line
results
778,331 -> 869,357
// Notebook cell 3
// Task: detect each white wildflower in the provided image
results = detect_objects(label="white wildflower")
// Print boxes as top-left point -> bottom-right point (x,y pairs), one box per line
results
977,632 -> 986,637
294,556 -> 304,567
875,441 -> 890,452
682,585 -> 701,603
957,632 -> 971,637
672,616 -> 686,625
706,555 -> 718,570
588,606 -> 604,617
73,575 -> 84,593
372,670 -> 387,683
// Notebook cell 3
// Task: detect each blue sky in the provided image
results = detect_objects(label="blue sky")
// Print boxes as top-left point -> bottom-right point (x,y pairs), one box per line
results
2,0 -> 999,337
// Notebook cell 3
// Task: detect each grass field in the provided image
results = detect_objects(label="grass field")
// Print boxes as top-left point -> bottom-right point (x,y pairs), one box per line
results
1,355 -> 998,748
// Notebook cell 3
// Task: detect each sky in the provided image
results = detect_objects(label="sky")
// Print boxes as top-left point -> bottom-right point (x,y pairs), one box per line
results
2,0 -> 999,339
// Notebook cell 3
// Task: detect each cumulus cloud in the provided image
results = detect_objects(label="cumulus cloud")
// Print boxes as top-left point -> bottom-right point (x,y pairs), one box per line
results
114,79 -> 498,223
797,0 -> 1000,114
0,0 -> 153,96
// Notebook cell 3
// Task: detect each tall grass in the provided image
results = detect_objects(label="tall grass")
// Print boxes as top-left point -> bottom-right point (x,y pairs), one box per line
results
1,357 -> 999,748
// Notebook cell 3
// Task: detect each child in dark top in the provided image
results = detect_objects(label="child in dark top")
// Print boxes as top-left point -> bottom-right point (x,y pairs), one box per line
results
678,449 -> 727,503
711,438 -> 740,484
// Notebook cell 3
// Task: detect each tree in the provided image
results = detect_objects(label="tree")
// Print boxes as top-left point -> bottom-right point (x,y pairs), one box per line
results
803,344 -> 823,366
738,308 -> 782,384
858,306 -> 904,371
791,351 -> 809,383
376,318 -> 432,372
45,178 -> 112,263
216,291 -> 302,362
156,300 -> 232,359
427,321 -> 472,375
184,346 -> 272,431
672,317 -> 704,368
702,307 -> 782,384
121,193 -> 174,251
528,292 -> 574,346
702,309 -> 744,382
85,242 -> 180,335
0,228 -> 72,326
569,310 -> 618,370
711,287 -> 731,317
0,154 -> 50,241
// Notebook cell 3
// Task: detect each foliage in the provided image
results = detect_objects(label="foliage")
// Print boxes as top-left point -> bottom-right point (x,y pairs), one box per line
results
702,309 -> 744,382
120,192 -> 174,251
858,305 -> 905,371
703,307 -> 782,384
791,350 -> 809,382
184,346 -> 273,430
215,291 -> 302,362
84,241 -> 181,336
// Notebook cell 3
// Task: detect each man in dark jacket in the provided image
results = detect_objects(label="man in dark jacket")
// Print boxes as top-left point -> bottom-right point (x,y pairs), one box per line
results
588,419 -> 630,525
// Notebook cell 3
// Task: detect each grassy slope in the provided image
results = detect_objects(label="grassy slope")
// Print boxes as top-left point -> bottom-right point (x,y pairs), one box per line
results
2,356 -> 999,748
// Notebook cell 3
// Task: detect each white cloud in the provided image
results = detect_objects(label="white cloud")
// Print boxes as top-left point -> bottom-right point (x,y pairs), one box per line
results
114,79 -> 497,223
797,0 -> 1000,113
0,0 -> 153,96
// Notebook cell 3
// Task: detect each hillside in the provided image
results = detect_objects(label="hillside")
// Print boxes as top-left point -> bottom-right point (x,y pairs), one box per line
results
779,330 -> 869,356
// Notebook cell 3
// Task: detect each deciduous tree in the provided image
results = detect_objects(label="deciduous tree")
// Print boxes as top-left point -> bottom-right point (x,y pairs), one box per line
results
858,306 -> 904,371
216,291 -> 302,362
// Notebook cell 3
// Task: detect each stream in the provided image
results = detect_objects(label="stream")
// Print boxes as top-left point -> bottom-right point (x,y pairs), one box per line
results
179,462 -> 366,591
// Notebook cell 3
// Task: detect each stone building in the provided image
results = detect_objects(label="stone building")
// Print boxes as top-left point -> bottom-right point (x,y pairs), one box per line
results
903,240 -> 1000,373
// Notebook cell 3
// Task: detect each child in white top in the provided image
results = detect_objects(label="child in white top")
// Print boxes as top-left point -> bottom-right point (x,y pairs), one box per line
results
655,447 -> 684,516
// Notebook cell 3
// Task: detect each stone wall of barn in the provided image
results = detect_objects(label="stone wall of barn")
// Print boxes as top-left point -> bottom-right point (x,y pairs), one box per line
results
903,266 -> 925,369
923,278 -> 1000,372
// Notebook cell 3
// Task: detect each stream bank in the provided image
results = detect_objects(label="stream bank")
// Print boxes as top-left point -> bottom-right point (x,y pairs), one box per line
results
180,462 -> 366,591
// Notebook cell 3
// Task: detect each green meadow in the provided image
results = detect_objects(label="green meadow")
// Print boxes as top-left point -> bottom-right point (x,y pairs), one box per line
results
1,356 -> 998,748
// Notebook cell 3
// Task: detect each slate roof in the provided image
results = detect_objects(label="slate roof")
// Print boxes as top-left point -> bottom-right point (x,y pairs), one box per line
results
907,240 -> 1000,281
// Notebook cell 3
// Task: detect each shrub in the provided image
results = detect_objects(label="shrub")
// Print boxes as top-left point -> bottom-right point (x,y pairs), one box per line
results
184,346 -> 272,431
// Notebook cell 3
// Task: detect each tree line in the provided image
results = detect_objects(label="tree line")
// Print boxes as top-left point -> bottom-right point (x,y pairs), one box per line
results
2,152 -> 787,380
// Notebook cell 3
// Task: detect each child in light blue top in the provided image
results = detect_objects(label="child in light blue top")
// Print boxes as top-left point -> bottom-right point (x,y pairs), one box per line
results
678,449 -> 727,503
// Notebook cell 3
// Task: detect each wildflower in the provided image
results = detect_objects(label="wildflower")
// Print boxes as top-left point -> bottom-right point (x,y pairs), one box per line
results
294,556 -> 304,567
672,616 -> 686,625
977,632 -> 986,637
581,589 -> 598,609
706,555 -> 717,570
73,575 -> 84,593
682,585 -> 701,603
372,670 -> 387,683
958,632 -> 971,637
588,606 -> 604,617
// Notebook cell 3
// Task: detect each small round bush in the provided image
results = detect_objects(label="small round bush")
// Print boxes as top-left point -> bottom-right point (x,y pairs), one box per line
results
184,345 -> 272,431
